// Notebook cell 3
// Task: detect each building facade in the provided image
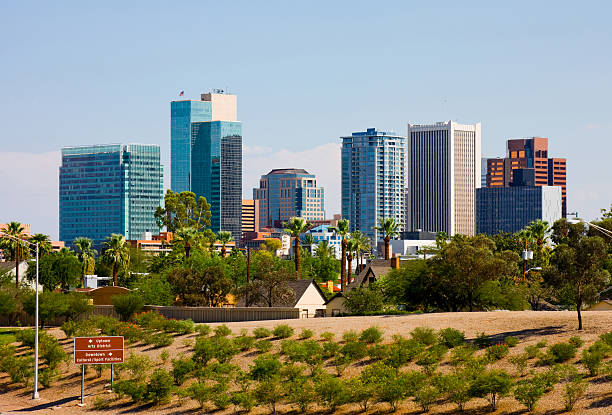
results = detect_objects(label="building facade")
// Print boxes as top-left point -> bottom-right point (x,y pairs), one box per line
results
485,137 -> 567,216
306,224 -> 343,259
341,128 -> 406,242
241,199 -> 260,238
59,144 -> 163,248
171,92 -> 242,241
407,121 -> 481,236
476,185 -> 562,235
253,169 -> 325,228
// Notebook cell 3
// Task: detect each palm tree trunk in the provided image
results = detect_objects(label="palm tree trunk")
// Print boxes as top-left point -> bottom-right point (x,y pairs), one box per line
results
221,245 -> 226,258
385,236 -> 390,260
185,242 -> 191,259
113,264 -> 118,287
347,254 -> 353,284
341,238 -> 347,293
294,237 -> 301,277
15,244 -> 19,289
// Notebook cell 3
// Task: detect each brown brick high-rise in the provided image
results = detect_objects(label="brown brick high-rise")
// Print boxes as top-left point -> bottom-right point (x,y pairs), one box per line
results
486,137 -> 567,216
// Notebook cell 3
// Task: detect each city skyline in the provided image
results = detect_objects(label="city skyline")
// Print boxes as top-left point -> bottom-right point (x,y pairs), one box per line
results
1,2 -> 611,238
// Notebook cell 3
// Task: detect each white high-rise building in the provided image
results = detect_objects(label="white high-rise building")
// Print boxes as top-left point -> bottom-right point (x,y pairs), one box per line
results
406,121 -> 481,236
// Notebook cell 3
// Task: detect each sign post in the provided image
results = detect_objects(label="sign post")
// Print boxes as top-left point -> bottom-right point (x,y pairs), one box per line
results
74,336 -> 124,405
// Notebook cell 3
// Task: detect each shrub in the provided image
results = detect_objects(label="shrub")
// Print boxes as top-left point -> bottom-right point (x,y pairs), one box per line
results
287,378 -> 316,413
5,356 -> 34,387
280,339 -> 299,356
414,383 -> 442,412
214,324 -> 232,337
185,381 -> 212,408
196,324 -> 211,336
581,349 -> 604,376
146,369 -> 174,403
514,378 -> 546,412
536,340 -> 547,348
299,329 -> 314,340
360,326 -> 384,344
438,328 -> 465,348
124,352 -> 152,379
564,377 -> 587,411
474,332 -> 491,349
340,341 -> 368,361
548,342 -> 577,363
171,356 -> 194,385
133,310 -> 166,330
599,331 -> 612,347
252,327 -> 271,338
320,331 -> 334,342
231,390 -> 256,412
469,369 -> 513,411
164,318 -> 195,335
93,396 -> 111,410
314,374 -> 349,412
439,372 -> 472,412
38,368 -> 58,388
160,349 -> 170,364
504,336 -> 519,347
60,320 -> 78,338
146,332 -> 174,348
416,344 -> 448,374
449,345 -> 476,367
114,379 -> 147,402
525,345 -> 540,359
341,330 -> 359,343
411,327 -> 437,345
569,336 -> 584,348
253,376 -> 285,414
486,344 -> 510,361
588,340 -> 612,356
254,339 -> 272,353
368,344 -> 390,361
234,335 -> 255,352
111,293 -> 145,321
272,324 -> 294,339
322,341 -> 340,359
40,336 -> 68,369
250,354 -> 282,380
509,353 -> 529,376
386,338 -> 425,369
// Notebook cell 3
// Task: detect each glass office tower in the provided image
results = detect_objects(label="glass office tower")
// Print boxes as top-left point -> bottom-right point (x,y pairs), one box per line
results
59,144 -> 163,249
171,93 -> 242,241
341,128 -> 406,243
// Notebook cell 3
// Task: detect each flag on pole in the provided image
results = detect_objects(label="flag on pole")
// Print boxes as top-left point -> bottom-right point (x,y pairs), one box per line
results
179,90 -> 184,97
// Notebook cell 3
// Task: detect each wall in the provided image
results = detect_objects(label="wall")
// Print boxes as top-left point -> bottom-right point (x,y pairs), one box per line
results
294,284 -> 326,318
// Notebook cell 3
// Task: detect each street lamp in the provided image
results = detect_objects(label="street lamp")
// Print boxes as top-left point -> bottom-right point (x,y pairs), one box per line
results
0,230 -> 40,400
567,217 -> 612,239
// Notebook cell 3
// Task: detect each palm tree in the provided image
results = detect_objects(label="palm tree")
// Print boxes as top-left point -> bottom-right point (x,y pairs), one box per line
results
301,233 -> 316,255
173,227 -> 200,259
350,230 -> 370,274
217,231 -> 233,258
329,219 -> 350,292
0,222 -> 28,288
373,217 -> 400,260
101,234 -> 130,286
283,217 -> 311,277
314,240 -> 335,258
29,233 -> 53,257
346,239 -> 359,285
74,237 -> 97,287
525,219 -> 551,256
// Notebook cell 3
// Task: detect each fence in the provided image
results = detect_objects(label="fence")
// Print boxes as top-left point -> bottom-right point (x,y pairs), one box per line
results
0,305 -> 299,327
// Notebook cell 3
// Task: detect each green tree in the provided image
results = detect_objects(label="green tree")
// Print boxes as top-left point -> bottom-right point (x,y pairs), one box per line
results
0,221 -> 29,288
284,217 -> 311,277
173,226 -> 201,259
29,233 -> 53,257
167,263 -> 233,306
101,234 -> 130,286
132,274 -> 174,306
314,240 -> 335,258
26,250 -> 81,291
73,237 -> 97,287
351,230 -> 371,272
154,189 -> 212,232
217,231 -> 233,258
344,283 -> 385,314
382,259 -> 430,310
261,238 -> 282,254
373,217 -> 400,260
469,369 -> 513,411
239,251 -> 296,307
329,219 -> 350,292
545,219 -> 610,330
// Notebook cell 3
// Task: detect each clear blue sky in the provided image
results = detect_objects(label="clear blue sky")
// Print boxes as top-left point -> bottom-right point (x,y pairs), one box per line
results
1,1 -> 610,239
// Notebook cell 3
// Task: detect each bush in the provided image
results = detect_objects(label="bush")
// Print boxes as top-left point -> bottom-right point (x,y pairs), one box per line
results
368,344 -> 390,361
449,345 -> 476,367
414,383 -> 442,412
474,332 -> 491,349
250,354 -> 282,380
60,320 -> 78,338
163,318 -> 195,335
40,336 -> 68,369
196,324 -> 211,336
486,344 -> 510,361
146,332 -> 174,348
5,356 -> 33,387
569,336 -> 585,348
93,396 -> 111,410
548,342 -> 577,363
171,356 -> 194,385
525,345 -> 540,359
469,369 -> 513,411
124,352 -> 152,379
320,331 -> 334,342
146,369 -> 174,403
287,378 -> 316,413
232,390 -> 256,412
272,324 -> 294,339
253,327 -> 272,338
314,374 -> 349,412
193,336 -> 238,366
114,379 -> 147,402
416,344 -> 447,374
360,326 -> 384,344
385,338 -> 425,369
38,368 -> 58,388
438,328 -> 465,348
342,330 -> 359,343
214,324 -> 232,337
505,336 -> 519,347
536,340 -> 547,348
411,327 -> 437,345
234,335 -> 255,352
322,341 -> 340,359
581,349 -> 604,376
111,293 -> 145,321
564,377 -> 587,411
340,341 -> 368,361
254,339 -> 272,353
599,331 -> 612,346
514,378 -> 546,412
299,329 -> 314,340
439,372 -> 472,412
509,353 -> 529,376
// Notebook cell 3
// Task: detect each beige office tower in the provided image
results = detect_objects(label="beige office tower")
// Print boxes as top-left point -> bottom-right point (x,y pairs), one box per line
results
406,121 -> 481,236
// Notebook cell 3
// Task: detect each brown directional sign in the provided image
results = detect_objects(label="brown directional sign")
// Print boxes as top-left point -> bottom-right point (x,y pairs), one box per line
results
74,336 -> 124,365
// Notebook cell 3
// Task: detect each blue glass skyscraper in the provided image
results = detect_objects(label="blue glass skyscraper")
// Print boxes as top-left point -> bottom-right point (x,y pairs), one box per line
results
59,144 -> 163,248
341,128 -> 406,243
170,92 -> 242,241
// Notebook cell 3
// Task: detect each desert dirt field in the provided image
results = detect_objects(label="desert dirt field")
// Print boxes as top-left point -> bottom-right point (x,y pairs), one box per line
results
1,310 -> 612,415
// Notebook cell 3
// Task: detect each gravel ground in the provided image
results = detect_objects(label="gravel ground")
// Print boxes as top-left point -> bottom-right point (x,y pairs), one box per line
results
1,310 -> 611,414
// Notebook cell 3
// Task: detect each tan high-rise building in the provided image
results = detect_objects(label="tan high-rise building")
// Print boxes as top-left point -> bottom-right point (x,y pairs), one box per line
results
241,199 -> 260,238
